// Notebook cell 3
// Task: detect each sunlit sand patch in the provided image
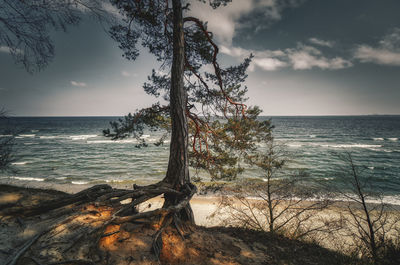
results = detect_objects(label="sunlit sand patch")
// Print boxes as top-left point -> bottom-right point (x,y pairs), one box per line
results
160,232 -> 187,264
240,250 -> 257,258
0,193 -> 22,204
210,256 -> 238,265
99,224 -> 121,251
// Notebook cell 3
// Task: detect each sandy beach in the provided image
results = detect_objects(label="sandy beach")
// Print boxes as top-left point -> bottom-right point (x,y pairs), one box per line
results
2,183 -> 363,265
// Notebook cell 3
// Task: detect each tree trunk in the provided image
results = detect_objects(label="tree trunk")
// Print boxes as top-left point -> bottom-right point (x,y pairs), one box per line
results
163,0 -> 194,223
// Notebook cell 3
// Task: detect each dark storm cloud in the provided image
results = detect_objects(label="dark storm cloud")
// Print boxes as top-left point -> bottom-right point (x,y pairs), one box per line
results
233,0 -> 400,50
213,0 -> 400,115
0,0 -> 399,115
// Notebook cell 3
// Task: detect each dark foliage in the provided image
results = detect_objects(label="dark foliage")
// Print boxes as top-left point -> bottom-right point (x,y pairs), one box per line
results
0,0 -> 115,72
105,0 -> 270,181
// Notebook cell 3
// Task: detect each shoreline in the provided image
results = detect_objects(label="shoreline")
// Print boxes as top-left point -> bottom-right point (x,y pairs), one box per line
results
1,182 -> 400,256
0,182 -> 356,264
2,177 -> 400,207
0,181 -> 223,227
2,181 -> 400,226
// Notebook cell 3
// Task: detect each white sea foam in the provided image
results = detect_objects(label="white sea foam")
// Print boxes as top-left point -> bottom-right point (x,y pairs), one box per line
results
388,138 -> 398,142
105,179 -> 125,183
12,176 -> 44,182
383,149 -> 393,153
71,181 -> 89,185
140,134 -> 151,139
303,193 -> 400,206
321,144 -> 382,149
86,139 -> 138,144
373,137 -> 384,141
19,134 -> 36,137
11,161 -> 28,165
0,134 -> 13,137
70,134 -> 98,140
309,135 -> 317,138
287,143 -> 303,148
368,166 -> 375,170
40,135 -> 63,139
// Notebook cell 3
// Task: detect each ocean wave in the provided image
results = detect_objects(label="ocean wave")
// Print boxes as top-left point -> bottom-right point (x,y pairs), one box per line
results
39,135 -> 64,139
140,134 -> 151,139
309,135 -> 317,138
320,144 -> 382,149
71,181 -> 89,185
287,143 -> 303,148
70,134 -> 98,140
388,138 -> 398,142
19,134 -> 36,137
372,137 -> 384,141
87,139 -> 138,144
11,161 -> 28,165
11,176 -> 44,182
382,149 -> 393,153
105,179 -> 128,183
337,194 -> 400,205
296,193 -> 400,206
0,134 -> 13,137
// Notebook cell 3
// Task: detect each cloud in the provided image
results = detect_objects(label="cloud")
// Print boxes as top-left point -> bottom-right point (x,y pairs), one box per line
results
221,43 -> 352,71
0,46 -> 11,53
251,57 -> 288,71
188,0 -> 305,44
238,0 -> 306,33
70,81 -> 87,87
190,1 -> 352,71
220,45 -> 287,71
220,45 -> 249,57
0,46 -> 23,54
287,45 -> 352,70
309,38 -> 335,48
354,28 -> 400,66
188,1 -> 253,44
72,1 -> 125,22
354,46 -> 400,66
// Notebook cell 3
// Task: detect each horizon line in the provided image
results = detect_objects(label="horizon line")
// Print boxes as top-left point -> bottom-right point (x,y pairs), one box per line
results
8,114 -> 400,118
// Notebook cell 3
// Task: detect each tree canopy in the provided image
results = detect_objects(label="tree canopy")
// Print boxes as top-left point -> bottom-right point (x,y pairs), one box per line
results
0,0 -> 113,72
104,0 -> 273,182
1,0 -> 273,236
0,1 -> 275,259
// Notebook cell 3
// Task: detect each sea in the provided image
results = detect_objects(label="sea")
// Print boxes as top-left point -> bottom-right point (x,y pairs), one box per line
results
1,116 -> 399,204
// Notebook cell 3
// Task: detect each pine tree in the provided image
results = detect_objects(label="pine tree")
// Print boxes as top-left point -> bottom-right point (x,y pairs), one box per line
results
104,0 -> 273,220
1,1 -> 273,257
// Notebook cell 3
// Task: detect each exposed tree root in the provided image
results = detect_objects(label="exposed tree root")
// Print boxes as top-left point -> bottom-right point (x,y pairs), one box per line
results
4,231 -> 45,265
1,181 -> 197,265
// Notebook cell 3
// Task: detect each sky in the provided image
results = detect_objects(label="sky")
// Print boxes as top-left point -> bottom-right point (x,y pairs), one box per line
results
0,0 -> 400,116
